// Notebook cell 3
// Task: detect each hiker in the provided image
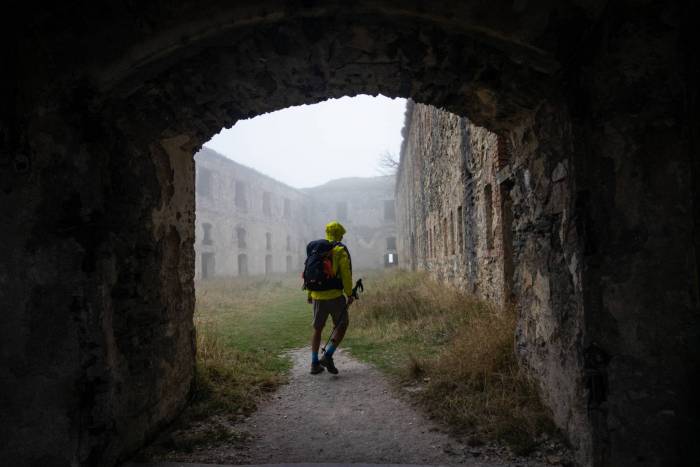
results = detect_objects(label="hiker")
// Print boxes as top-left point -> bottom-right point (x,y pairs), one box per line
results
303,221 -> 354,375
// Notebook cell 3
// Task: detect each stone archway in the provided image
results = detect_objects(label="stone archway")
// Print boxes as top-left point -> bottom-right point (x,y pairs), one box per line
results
2,2 -> 698,466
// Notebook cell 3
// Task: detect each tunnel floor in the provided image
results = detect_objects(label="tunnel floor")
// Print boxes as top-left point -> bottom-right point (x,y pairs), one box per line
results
127,349 -> 568,466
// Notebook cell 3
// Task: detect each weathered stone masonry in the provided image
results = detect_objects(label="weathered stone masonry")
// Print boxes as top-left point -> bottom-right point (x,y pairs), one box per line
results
397,101 -> 507,304
2,2 -> 698,466
195,148 -> 313,278
194,148 -> 397,278
398,101 -> 587,459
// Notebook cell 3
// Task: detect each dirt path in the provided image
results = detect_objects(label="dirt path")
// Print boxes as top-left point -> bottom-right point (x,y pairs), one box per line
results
133,348 -> 560,466
224,348 -> 551,466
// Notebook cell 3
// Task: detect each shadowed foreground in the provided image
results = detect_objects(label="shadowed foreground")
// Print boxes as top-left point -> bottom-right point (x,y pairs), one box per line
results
129,348 -> 560,467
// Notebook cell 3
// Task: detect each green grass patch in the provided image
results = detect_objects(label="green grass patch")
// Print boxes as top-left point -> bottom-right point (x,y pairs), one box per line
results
192,275 -> 311,417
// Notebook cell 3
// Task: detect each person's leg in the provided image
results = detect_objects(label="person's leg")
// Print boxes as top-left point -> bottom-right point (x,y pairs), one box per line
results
310,300 -> 328,372
323,296 -> 349,358
311,327 -> 322,355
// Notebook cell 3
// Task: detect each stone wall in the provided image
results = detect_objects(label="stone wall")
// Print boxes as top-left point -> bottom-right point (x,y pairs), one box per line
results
396,101 -> 507,304
304,176 -> 398,271
2,1 -> 697,466
195,148 -> 313,277
194,149 -> 396,278
397,101 -> 589,460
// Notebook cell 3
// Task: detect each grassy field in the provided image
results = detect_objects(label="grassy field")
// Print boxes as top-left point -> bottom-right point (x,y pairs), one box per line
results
346,270 -> 557,454
140,270 -> 558,459
192,275 -> 312,417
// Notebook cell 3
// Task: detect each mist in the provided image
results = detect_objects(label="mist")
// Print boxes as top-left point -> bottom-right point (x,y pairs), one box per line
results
204,94 -> 407,188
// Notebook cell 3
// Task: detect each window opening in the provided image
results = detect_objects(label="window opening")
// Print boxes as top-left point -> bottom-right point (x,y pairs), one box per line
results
236,227 -> 247,248
197,167 -> 213,198
443,217 -> 448,256
384,200 -> 396,221
201,252 -> 215,279
237,254 -> 248,276
266,232 -> 272,250
484,184 -> 494,250
202,223 -> 213,245
457,205 -> 464,251
449,211 -> 455,255
235,181 -> 247,209
263,191 -> 272,216
265,254 -> 273,275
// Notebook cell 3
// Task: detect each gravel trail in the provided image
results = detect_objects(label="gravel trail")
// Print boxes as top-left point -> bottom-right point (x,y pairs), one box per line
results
229,348 -> 549,466
132,348 -> 558,466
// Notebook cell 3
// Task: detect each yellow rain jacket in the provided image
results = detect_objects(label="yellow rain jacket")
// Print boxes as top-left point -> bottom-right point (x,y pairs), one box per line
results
308,221 -> 353,301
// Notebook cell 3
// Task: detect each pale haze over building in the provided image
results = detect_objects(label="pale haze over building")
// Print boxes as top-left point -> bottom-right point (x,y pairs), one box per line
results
205,95 -> 406,188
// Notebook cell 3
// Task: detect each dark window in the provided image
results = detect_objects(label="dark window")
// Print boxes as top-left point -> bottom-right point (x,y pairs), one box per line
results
336,201 -> 348,221
284,198 -> 291,218
433,224 -> 438,258
497,134 -> 511,169
236,227 -> 247,248
427,228 -> 432,258
201,252 -> 215,279
386,236 -> 397,250
449,211 -> 455,255
202,223 -> 213,245
263,192 -> 272,216
237,254 -> 248,276
384,200 -> 395,221
235,181 -> 247,209
266,232 -> 272,250
197,167 -> 213,197
286,255 -> 293,273
265,254 -> 273,275
443,217 -> 448,256
286,235 -> 291,251
484,184 -> 494,250
457,206 -> 464,251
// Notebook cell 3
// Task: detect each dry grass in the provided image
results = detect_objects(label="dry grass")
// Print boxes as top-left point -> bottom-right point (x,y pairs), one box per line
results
346,270 -> 557,454
136,275 -> 310,460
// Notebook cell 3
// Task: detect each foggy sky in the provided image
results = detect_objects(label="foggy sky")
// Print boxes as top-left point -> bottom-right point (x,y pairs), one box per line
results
204,95 -> 407,188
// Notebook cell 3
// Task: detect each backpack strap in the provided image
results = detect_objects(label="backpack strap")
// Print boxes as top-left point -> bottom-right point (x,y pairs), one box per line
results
332,241 -> 352,275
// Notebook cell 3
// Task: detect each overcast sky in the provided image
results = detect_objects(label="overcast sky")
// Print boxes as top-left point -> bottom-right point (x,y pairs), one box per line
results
204,95 -> 407,188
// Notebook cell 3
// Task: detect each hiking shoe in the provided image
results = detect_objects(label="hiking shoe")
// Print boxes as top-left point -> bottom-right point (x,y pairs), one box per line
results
319,354 -> 338,374
310,362 -> 324,375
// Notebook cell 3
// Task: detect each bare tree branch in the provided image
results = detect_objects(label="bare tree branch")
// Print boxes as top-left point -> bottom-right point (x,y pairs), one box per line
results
377,150 -> 399,175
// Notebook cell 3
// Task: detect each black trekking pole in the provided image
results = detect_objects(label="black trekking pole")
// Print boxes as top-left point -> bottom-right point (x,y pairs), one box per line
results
321,279 -> 363,355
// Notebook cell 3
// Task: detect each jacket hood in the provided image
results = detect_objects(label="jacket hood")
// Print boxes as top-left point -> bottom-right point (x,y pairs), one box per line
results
325,221 -> 346,242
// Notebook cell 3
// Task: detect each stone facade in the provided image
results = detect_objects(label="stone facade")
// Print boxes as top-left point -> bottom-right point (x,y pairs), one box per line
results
3,2 -> 698,466
305,176 -> 398,271
194,148 -> 396,278
398,101 -> 589,457
396,101 -> 508,304
195,148 -> 312,278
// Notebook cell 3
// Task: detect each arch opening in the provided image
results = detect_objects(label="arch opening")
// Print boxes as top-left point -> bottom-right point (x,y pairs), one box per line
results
4,3 -> 697,467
